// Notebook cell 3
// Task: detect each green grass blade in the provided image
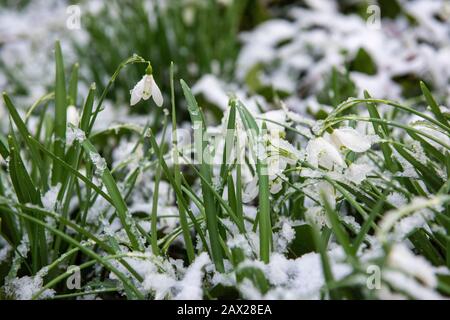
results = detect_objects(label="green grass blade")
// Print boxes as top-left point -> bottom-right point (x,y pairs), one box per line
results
364,91 -> 397,172
257,122 -> 271,263
309,222 -> 340,299
420,81 -> 448,127
180,79 -> 224,272
13,210 -> 143,299
80,83 -> 96,133
353,192 -> 387,251
68,63 -> 79,106
150,117 -> 169,256
28,136 -> 113,204
81,140 -> 143,251
170,64 -> 195,262
235,101 -> 272,262
52,41 -> 68,185
3,93 -> 48,189
321,192 -> 354,258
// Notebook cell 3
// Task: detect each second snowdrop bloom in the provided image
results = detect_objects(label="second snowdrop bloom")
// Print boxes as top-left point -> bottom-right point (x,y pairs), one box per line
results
306,137 -> 345,170
331,127 -> 371,152
130,64 -> 163,107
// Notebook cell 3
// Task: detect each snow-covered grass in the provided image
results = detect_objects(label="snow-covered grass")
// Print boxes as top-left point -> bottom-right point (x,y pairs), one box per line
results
0,0 -> 450,300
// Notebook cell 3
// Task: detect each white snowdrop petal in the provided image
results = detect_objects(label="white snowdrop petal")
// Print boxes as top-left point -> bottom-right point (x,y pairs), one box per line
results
306,143 -> 319,168
332,128 -> 371,152
142,75 -> 153,100
323,143 -> 345,168
130,77 -> 145,106
151,75 -> 164,107
270,179 -> 283,194
130,91 -> 141,106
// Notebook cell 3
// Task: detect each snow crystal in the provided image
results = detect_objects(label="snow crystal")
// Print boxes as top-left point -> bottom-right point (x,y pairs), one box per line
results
388,244 -> 437,288
411,124 -> 450,152
239,248 -> 352,299
143,273 -> 176,300
89,152 -> 107,176
273,219 -> 295,253
138,221 -> 151,233
393,209 -> 434,240
192,74 -> 229,110
227,232 -> 259,258
383,270 -> 442,300
341,215 -> 361,233
175,252 -> 211,300
0,237 -> 11,263
387,192 -> 408,208
86,194 -> 109,224
237,19 -> 296,79
66,125 -> 86,146
345,163 -> 372,184
41,183 -> 61,211
5,267 -> 54,300
304,206 -> 330,230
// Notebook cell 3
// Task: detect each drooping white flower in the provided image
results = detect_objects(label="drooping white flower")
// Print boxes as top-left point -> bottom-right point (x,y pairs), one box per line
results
130,69 -> 163,107
266,137 -> 301,178
269,173 -> 287,194
269,137 -> 302,163
258,110 -> 287,138
331,128 -> 371,152
305,206 -> 330,229
306,137 -> 345,170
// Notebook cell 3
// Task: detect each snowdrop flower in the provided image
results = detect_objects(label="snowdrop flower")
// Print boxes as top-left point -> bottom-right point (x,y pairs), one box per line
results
305,206 -> 330,229
253,134 -> 302,194
306,137 -> 345,170
266,137 -> 301,178
259,110 -> 287,138
269,174 -> 286,194
331,127 -> 371,152
270,137 -> 302,163
130,63 -> 163,107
